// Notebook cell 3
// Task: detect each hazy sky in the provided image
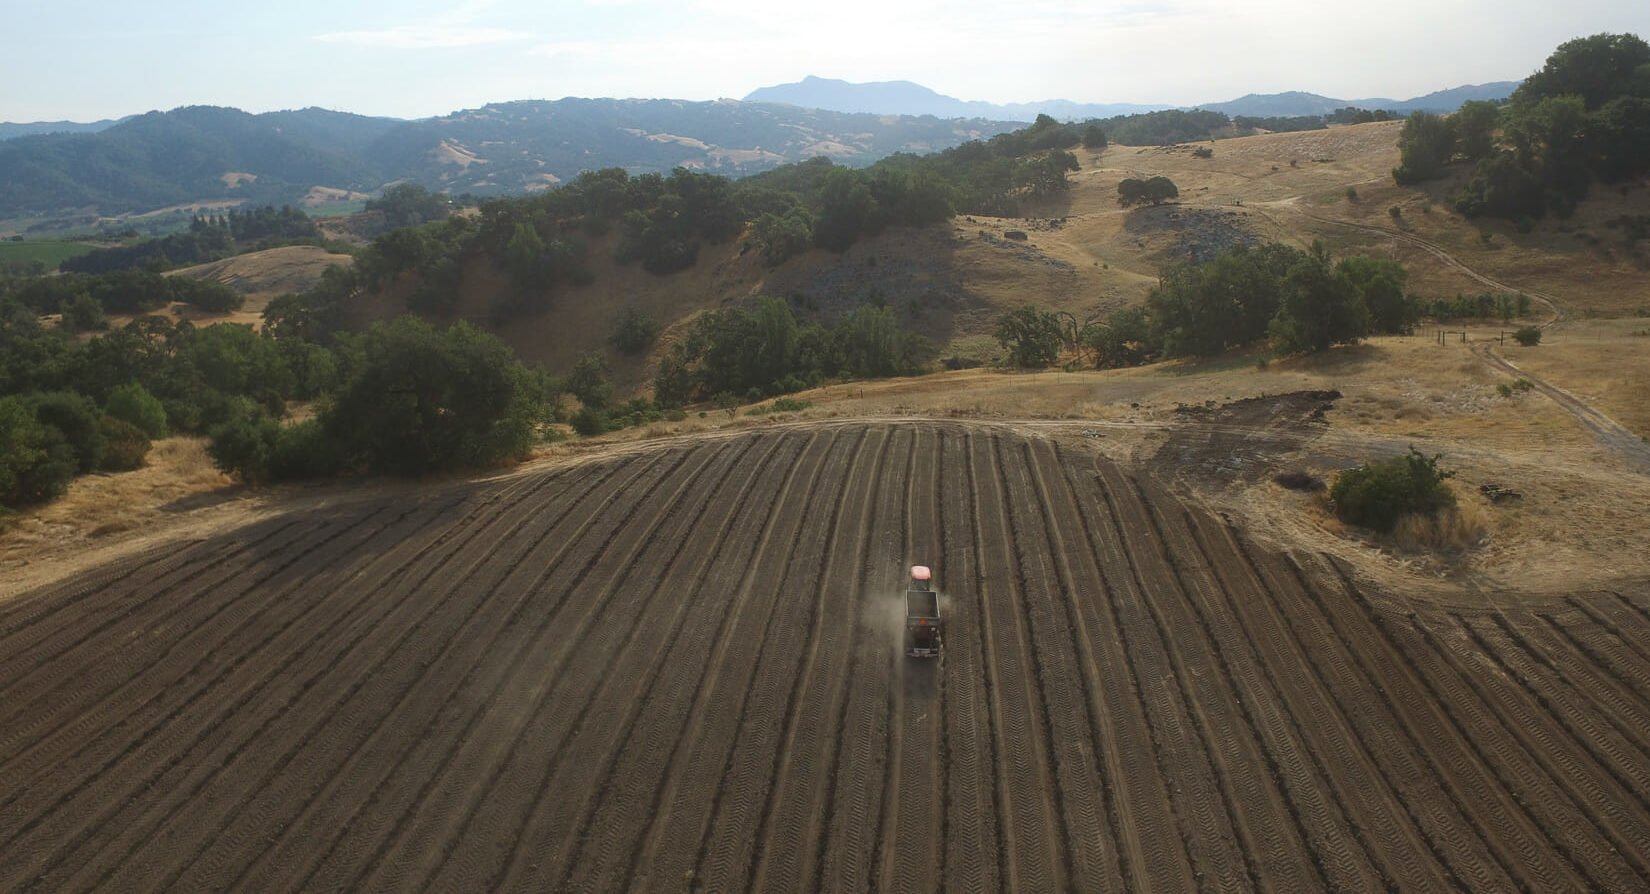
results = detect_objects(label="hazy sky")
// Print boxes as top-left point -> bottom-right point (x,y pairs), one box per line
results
4,0 -> 1647,121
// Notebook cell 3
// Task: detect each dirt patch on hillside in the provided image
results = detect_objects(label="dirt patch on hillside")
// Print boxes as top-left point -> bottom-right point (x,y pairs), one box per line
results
1121,205 -> 1259,265
1154,390 -> 1341,481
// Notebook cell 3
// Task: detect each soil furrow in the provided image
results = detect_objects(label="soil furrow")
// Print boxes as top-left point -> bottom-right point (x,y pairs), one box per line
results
548,434 -> 805,892
136,461 -> 652,892
1006,440 -> 1121,892
883,425 -> 945,894
744,428 -> 891,892
937,430 -> 1002,892
818,427 -> 911,893
965,432 -> 1064,892
687,428 -> 867,893
1313,556 -> 1581,891
613,430 -> 835,892
1090,463 -> 1249,892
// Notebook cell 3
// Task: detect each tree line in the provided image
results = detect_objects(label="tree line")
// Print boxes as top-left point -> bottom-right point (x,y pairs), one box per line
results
1394,33 -> 1650,222
993,240 -> 1531,371
61,206 -> 323,275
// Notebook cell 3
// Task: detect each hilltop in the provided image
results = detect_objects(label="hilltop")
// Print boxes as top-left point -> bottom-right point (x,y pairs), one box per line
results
0,101 -> 1020,218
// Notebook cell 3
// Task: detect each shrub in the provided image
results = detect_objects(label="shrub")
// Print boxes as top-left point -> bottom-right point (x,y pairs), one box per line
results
571,406 -> 609,436
1192,146 -> 1213,158
99,416 -> 151,471
1512,326 -> 1542,346
608,307 -> 661,355
1345,186 -> 1359,201
207,399 -> 280,482
29,392 -> 106,474
63,294 -> 108,331
105,382 -> 169,439
1330,448 -> 1456,533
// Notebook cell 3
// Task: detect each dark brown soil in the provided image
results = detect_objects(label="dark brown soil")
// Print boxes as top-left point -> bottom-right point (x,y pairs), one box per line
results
2,423 -> 1648,892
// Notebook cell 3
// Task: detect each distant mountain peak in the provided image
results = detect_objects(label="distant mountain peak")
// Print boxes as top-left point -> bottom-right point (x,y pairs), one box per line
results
745,77 -> 1519,122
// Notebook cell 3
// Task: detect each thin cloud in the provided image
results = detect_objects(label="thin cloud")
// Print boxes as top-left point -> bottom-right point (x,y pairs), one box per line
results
315,25 -> 526,49
315,0 -> 526,50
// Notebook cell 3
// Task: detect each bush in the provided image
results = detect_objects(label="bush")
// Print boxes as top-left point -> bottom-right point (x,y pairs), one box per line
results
1330,448 -> 1456,533
29,391 -> 106,474
571,406 -> 609,436
105,382 -> 169,439
207,399 -> 280,482
608,307 -> 661,355
1192,146 -> 1213,159
99,416 -> 151,471
1512,326 -> 1542,346
322,318 -> 543,476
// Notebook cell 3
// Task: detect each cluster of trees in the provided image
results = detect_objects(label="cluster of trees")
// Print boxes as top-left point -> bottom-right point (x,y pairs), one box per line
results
363,183 -> 453,231
4,268 -> 243,328
991,242 -> 1429,370
310,115 -> 1095,328
1101,110 -> 1231,145
1117,177 -> 1180,206
651,297 -> 933,407
0,293 -> 342,508
1395,33 -> 1650,221
62,206 -> 321,275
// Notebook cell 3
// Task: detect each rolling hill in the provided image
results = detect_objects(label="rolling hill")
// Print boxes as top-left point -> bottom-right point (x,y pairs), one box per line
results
0,101 -> 1021,218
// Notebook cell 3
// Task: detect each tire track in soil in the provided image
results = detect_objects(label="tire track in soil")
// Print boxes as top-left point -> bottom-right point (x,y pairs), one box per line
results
688,428 -> 869,894
619,429 -> 839,892
1560,597 -> 1650,692
1238,543 -> 1508,889
0,501 -> 407,843
0,477 -> 496,892
966,432 -> 1065,892
0,503 -> 409,884
111,458 -> 657,892
937,430 -> 1001,893
0,518 -> 311,721
0,531 -> 244,669
321,448 -> 686,894
1196,515 -> 1414,891
1394,605 -> 1647,891
1310,555 -> 1586,891
0,520 -> 315,778
270,443 -> 724,893
546,433 -> 808,892
820,427 -> 912,894
880,424 -> 945,894
32,494 -> 474,894
467,438 -> 764,893
37,472 -> 559,892
1536,612 -> 1650,736
1471,614 -> 1650,809
0,535 -> 212,629
1088,462 -> 1249,892
1174,508 -> 1383,891
743,428 -> 891,893
1128,478 -> 1324,892
1049,446 -> 1197,893
1430,612 -> 1650,887
1004,440 -> 1122,891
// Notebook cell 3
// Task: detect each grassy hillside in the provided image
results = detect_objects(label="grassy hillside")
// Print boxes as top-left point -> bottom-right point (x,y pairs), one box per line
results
341,118 -> 1640,391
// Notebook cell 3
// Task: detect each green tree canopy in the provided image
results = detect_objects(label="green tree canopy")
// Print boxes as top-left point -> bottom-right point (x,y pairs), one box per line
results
322,318 -> 543,476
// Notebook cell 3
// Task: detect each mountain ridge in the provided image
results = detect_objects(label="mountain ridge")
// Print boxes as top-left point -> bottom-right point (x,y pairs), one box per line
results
743,76 -> 1521,120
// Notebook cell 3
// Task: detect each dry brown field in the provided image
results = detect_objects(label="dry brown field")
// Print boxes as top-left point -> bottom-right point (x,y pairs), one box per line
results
4,424 -> 1650,892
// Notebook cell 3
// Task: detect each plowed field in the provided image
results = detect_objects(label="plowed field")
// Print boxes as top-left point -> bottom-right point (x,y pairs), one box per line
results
4,424 -> 1650,892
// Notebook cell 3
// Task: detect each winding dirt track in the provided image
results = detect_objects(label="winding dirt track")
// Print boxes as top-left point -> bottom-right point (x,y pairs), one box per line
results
4,423 -> 1650,892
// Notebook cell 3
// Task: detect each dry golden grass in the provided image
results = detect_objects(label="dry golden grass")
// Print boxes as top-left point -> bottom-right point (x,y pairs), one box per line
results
0,438 -> 257,600
13,120 -> 1650,603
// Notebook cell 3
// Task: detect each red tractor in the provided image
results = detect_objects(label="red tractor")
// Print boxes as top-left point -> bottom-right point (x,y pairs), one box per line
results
904,565 -> 942,658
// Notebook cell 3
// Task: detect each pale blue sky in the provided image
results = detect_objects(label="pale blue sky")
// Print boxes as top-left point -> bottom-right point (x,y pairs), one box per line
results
4,0 -> 1646,121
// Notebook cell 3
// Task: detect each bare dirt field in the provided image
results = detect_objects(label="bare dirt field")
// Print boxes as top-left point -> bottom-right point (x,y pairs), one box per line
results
4,423 -> 1649,892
